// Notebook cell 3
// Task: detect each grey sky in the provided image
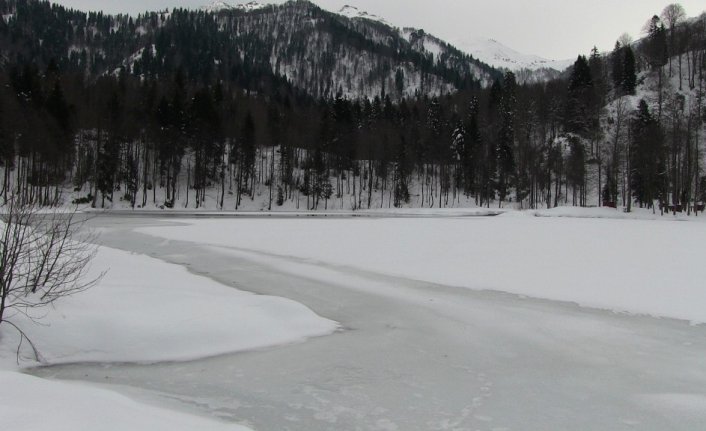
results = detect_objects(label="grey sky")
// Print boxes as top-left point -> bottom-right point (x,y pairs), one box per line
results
51,0 -> 706,60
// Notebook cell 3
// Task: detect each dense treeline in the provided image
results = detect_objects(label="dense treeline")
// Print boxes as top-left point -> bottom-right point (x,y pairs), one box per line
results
0,1 -> 704,212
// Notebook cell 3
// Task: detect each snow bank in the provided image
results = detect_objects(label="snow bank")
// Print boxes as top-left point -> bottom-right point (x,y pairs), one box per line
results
0,246 -> 337,365
0,371 -> 249,431
0,242 -> 338,430
141,216 -> 706,323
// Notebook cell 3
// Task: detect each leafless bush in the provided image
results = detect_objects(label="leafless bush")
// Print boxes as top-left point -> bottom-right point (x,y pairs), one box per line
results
0,194 -> 102,360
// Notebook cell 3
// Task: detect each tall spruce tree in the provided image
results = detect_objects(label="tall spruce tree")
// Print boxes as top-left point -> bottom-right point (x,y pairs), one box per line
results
630,100 -> 665,209
622,46 -> 637,95
565,55 -> 595,137
497,72 -> 517,205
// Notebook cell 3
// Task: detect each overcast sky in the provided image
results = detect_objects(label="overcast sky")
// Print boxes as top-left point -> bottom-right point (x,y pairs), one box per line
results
50,0 -> 706,60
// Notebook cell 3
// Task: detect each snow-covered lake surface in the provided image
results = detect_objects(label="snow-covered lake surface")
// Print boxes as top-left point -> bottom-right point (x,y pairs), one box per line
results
138,211 -> 706,323
23,212 -> 706,431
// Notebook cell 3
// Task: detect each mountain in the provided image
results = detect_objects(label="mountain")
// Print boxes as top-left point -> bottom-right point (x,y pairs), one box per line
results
235,1 -> 269,12
328,4 -> 571,83
329,4 -> 569,78
0,0 -> 580,97
0,0 -> 501,100
337,4 -> 389,26
201,1 -> 235,12
452,37 -> 574,72
201,1 -> 269,13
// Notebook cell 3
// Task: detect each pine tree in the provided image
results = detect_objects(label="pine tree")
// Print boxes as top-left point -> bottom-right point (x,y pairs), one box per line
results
236,111 -> 256,209
565,55 -> 594,137
497,72 -> 517,205
393,134 -> 410,207
622,46 -> 637,95
567,137 -> 586,206
463,97 -> 480,196
630,100 -> 665,209
611,41 -> 625,94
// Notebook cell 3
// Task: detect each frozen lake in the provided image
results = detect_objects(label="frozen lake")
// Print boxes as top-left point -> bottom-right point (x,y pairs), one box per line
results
30,214 -> 706,431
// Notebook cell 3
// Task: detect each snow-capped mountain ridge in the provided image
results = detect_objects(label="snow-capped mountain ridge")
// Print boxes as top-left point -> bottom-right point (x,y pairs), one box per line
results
200,0 -> 569,76
235,1 -> 268,12
450,36 -> 573,72
201,0 -> 233,12
201,1 -> 268,13
333,4 -> 570,74
337,5 -> 389,26
330,3 -> 572,73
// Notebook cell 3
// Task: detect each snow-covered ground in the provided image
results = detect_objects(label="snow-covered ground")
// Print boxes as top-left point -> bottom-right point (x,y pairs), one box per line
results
0,242 -> 337,430
139,210 -> 706,323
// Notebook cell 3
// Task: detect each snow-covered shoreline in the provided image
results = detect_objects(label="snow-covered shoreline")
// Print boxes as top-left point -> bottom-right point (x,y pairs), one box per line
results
0,371 -> 252,431
80,204 -> 706,223
0,243 -> 338,430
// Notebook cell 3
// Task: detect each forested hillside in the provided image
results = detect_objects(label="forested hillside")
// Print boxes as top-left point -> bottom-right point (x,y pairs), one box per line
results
0,0 -> 704,213
0,0 -> 496,98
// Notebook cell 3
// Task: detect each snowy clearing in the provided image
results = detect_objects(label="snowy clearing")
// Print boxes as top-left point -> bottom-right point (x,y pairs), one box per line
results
140,213 -> 706,323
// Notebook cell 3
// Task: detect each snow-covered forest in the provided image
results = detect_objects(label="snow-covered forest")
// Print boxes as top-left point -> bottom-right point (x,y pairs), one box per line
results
0,0 -> 702,213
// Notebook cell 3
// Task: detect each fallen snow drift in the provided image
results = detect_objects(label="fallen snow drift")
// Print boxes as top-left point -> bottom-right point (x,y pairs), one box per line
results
140,215 -> 706,323
0,246 -> 338,365
0,371 -> 249,431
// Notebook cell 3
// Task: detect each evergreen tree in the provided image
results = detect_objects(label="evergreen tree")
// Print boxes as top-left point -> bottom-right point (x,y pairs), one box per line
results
565,55 -> 594,137
463,97 -> 480,196
567,137 -> 586,206
622,46 -> 636,95
497,72 -> 517,204
393,134 -> 410,207
588,46 -> 607,105
611,41 -> 625,94
630,100 -> 665,208
238,111 -> 256,206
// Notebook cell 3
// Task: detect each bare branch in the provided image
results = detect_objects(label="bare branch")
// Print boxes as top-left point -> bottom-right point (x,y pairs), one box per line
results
1,193 -> 103,358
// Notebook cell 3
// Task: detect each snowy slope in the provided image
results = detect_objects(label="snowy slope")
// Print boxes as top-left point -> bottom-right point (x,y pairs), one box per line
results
333,4 -> 571,73
235,1 -> 268,12
450,37 -> 573,72
332,4 -> 569,74
333,4 -> 565,74
201,0 -> 235,12
337,5 -> 390,25
201,1 -> 268,13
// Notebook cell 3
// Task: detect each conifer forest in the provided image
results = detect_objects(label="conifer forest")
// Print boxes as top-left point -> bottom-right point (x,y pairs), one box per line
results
0,0 -> 703,212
